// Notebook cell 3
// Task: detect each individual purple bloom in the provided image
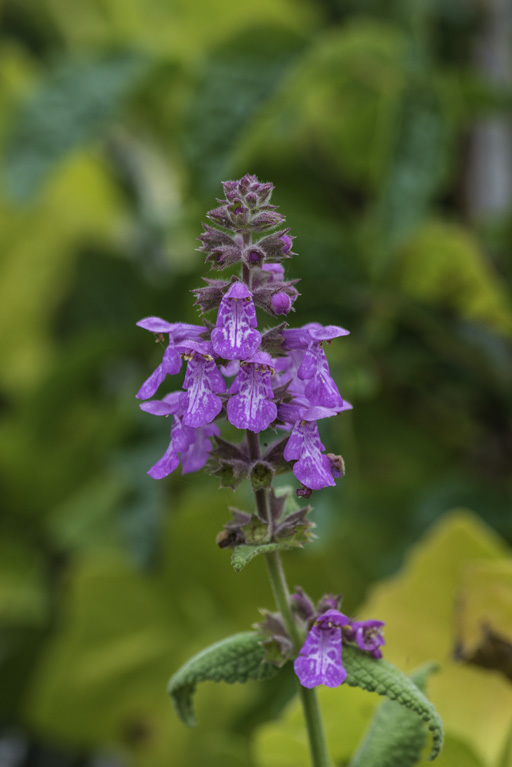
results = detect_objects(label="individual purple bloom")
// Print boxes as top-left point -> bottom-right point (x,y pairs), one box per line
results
140,393 -> 220,478
283,406 -> 339,490
211,281 -> 262,360
136,318 -> 205,400
180,422 -> 220,474
226,351 -> 277,433
282,323 -> 350,410
345,619 -> 386,659
178,340 -> 226,427
294,609 -> 350,688
298,347 -> 348,409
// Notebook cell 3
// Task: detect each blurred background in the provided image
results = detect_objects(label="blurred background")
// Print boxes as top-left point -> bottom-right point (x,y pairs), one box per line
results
0,0 -> 511,765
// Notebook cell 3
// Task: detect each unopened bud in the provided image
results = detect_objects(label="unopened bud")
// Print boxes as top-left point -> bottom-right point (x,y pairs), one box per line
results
271,291 -> 292,315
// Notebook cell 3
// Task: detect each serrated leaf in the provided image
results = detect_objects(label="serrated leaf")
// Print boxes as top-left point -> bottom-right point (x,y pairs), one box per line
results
349,663 -> 438,767
343,645 -> 443,760
231,541 -> 302,573
4,51 -> 150,202
168,632 -> 279,726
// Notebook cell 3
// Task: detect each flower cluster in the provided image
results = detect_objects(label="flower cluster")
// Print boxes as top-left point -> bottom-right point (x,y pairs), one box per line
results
257,590 -> 385,689
136,175 -> 351,496
294,611 -> 385,689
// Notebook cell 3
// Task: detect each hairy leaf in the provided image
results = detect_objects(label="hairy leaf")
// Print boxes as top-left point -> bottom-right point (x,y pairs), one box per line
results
231,541 -> 303,573
168,632 -> 279,726
349,662 -> 438,767
343,646 -> 443,760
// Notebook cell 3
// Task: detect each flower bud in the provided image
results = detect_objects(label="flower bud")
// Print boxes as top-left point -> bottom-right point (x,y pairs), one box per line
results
271,291 -> 292,315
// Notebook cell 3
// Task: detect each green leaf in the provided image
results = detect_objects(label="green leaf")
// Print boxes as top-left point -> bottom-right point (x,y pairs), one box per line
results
343,646 -> 443,760
185,26 -> 305,194
399,221 -> 512,339
4,50 -> 150,202
168,632 -> 279,726
349,663 -> 438,767
230,541 -> 303,573
378,83 -> 448,256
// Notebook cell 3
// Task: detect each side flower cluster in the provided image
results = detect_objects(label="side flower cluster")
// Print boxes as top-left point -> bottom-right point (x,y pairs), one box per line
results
294,611 -> 385,688
136,174 -> 352,494
257,590 -> 385,689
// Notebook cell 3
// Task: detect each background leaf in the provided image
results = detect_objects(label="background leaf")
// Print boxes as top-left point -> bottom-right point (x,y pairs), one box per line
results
4,50 -> 150,202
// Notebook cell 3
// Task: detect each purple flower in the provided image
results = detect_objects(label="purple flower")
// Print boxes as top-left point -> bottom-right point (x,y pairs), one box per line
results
140,392 -> 220,478
294,609 -> 350,688
178,340 -> 226,427
262,262 -> 284,281
136,318 -> 205,400
345,619 -> 386,659
283,323 -> 350,410
283,406 -> 340,490
226,351 -> 277,433
211,281 -> 262,360
280,234 -> 293,255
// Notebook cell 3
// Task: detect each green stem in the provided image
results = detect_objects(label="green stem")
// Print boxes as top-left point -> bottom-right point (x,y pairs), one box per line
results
265,549 -> 331,767
246,429 -> 274,538
246,431 -> 331,766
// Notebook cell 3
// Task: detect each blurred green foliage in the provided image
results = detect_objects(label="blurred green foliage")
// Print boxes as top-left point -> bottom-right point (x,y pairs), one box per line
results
0,0 -> 511,764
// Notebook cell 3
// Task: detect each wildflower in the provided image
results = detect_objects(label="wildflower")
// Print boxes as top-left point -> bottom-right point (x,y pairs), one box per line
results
282,406 -> 341,490
140,392 -> 219,478
294,609 -> 350,688
211,281 -> 261,361
136,318 -> 205,400
283,323 -> 350,409
344,619 -> 386,659
226,351 -> 277,433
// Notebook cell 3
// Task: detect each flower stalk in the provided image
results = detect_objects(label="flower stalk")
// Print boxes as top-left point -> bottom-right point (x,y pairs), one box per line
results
136,175 -> 387,767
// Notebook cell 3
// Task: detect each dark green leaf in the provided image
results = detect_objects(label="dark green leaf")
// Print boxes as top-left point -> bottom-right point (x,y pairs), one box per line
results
343,646 -> 443,760
4,50 -> 151,202
349,662 -> 439,767
168,632 -> 279,726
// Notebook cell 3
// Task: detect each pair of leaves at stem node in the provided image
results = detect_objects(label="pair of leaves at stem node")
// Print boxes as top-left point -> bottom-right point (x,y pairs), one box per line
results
168,632 -> 444,762
217,487 -> 314,572
208,435 -> 292,491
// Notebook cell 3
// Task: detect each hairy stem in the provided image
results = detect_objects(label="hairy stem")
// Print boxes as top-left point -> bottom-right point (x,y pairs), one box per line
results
265,550 -> 331,767
246,429 -> 273,537
248,427 -> 330,767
